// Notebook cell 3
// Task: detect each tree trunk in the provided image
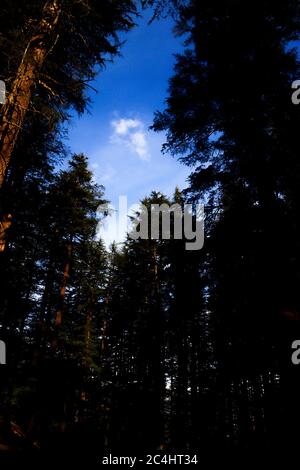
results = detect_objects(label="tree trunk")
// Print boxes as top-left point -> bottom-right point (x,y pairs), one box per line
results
0,0 -> 61,187
33,259 -> 55,363
84,309 -> 93,365
0,213 -> 12,252
52,242 -> 72,350
0,0 -> 61,252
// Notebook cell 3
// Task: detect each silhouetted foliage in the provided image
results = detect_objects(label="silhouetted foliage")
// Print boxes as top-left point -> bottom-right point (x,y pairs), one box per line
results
1,0 -> 300,466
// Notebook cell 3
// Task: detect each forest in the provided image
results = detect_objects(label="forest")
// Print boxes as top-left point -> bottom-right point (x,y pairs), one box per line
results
1,0 -> 300,467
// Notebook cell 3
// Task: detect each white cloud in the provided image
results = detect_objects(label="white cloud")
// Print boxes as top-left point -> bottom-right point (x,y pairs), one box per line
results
110,117 -> 150,160
131,131 -> 149,159
111,118 -> 140,136
90,161 -> 116,185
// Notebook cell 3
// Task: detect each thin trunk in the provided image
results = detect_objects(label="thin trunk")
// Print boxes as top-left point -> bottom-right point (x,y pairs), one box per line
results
0,214 -> 12,252
33,260 -> 55,364
149,241 -> 164,447
85,309 -> 93,364
101,318 -> 108,354
52,242 -> 72,350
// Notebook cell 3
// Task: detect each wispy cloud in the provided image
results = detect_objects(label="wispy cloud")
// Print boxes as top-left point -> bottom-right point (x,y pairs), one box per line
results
110,117 -> 150,160
90,162 -> 116,185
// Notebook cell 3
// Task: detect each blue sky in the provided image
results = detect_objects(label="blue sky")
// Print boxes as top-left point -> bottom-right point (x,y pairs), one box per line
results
66,9 -> 191,246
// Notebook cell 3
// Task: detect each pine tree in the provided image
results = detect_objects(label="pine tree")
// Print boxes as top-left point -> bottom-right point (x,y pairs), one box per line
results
153,0 -> 300,458
0,0 -> 138,187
